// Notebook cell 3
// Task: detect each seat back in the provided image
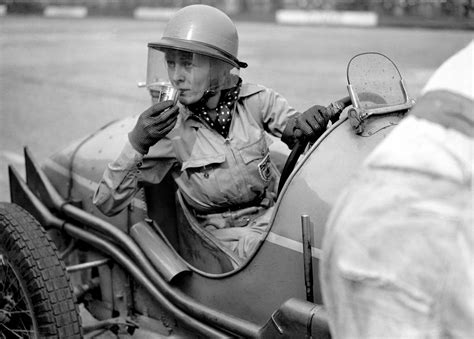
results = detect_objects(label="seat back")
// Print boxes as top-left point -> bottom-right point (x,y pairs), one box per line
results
144,173 -> 239,274
175,191 -> 240,274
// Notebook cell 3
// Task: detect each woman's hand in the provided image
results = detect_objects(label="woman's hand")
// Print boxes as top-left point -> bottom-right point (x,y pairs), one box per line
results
294,105 -> 331,142
128,100 -> 179,154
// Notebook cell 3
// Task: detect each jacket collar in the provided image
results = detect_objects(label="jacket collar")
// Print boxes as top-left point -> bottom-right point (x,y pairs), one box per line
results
238,82 -> 265,98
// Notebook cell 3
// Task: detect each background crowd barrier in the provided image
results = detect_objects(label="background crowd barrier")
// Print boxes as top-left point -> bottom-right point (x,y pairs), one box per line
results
1,0 -> 473,29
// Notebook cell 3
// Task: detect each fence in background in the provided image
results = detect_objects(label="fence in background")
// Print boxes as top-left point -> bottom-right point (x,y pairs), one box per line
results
1,0 -> 472,28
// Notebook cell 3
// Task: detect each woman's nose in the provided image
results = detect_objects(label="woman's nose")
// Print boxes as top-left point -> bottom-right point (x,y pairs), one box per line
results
170,65 -> 185,83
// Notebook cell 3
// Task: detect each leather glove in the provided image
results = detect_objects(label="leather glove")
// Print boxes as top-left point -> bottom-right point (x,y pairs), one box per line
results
128,100 -> 179,154
294,105 -> 331,142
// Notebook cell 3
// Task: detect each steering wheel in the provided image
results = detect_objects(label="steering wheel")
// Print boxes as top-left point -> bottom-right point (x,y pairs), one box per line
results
277,96 -> 352,196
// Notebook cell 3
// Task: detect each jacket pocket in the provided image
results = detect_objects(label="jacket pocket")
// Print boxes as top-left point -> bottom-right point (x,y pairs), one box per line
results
239,134 -> 268,165
181,154 -> 226,171
180,154 -> 227,207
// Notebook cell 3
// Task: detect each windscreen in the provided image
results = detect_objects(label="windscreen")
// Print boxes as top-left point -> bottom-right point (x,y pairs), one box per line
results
347,52 -> 406,109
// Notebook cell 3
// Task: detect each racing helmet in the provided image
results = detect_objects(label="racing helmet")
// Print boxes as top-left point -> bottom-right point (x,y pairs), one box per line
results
146,5 -> 247,106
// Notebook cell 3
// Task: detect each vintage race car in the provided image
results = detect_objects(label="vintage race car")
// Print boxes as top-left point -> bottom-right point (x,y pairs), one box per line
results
0,52 -> 414,338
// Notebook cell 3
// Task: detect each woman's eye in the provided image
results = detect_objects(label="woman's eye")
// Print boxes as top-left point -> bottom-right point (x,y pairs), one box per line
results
166,60 -> 175,68
183,61 -> 193,69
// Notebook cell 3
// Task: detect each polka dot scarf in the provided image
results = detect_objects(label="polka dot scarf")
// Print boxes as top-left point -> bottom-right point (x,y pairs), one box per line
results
190,78 -> 242,138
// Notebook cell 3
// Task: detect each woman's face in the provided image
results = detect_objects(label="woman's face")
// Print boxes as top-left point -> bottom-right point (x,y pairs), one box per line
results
165,51 -> 211,105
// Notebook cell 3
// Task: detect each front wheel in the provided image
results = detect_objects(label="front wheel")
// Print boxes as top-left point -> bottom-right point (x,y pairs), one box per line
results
0,203 -> 82,338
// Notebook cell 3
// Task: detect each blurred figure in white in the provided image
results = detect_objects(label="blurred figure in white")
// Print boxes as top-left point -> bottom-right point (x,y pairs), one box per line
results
321,41 -> 473,338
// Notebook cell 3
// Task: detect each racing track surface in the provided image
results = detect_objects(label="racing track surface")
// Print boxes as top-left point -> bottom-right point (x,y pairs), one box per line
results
0,16 -> 472,203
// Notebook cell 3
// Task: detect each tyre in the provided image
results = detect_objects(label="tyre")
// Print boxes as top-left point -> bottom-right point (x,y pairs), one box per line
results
0,202 -> 82,338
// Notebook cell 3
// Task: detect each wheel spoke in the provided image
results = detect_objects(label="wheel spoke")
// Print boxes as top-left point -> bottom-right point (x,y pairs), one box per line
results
11,293 -> 27,310
0,261 -> 15,294
0,258 -> 34,338
3,264 -> 20,294
0,324 -> 34,335
8,310 -> 33,315
0,323 -> 31,338
12,299 -> 34,335
0,255 -> 6,294
0,319 -> 34,336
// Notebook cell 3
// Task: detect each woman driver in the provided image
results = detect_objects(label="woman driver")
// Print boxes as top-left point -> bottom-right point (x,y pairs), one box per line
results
94,4 -> 330,268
